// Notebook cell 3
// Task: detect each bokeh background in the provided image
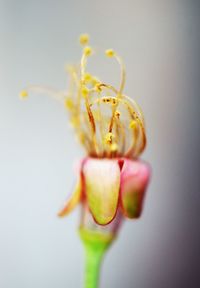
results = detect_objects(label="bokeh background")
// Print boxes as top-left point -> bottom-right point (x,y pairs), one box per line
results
0,1 -> 199,287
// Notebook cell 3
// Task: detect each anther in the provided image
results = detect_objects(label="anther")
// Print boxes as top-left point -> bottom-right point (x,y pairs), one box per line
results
84,73 -> 92,83
64,98 -> 73,110
79,34 -> 89,46
84,46 -> 92,56
105,49 -> 115,57
19,90 -> 28,99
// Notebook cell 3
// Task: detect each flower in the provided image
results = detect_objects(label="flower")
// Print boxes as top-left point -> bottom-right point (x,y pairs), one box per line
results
21,34 -> 150,228
21,34 -> 151,288
58,157 -> 150,225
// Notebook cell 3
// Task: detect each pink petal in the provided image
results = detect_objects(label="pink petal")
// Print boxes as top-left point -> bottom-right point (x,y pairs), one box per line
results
83,158 -> 120,225
120,159 -> 151,218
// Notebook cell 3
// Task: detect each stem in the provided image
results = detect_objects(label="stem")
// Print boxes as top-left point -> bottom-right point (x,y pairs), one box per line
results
84,242 -> 103,288
79,228 -> 115,288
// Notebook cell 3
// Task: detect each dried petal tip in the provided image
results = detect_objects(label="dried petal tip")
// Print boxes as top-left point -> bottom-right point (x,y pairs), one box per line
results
19,90 -> 28,99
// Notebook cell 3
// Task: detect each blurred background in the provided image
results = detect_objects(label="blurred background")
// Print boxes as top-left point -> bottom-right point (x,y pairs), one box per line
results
0,0 -> 199,287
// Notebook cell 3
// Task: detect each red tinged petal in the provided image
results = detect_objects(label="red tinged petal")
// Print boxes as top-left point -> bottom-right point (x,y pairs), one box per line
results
120,159 -> 150,218
83,159 -> 120,225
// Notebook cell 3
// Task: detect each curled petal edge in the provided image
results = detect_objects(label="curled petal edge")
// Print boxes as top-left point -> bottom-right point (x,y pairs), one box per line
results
58,179 -> 82,217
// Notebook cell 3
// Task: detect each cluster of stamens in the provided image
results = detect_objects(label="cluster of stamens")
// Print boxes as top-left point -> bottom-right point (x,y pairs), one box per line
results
20,34 -> 146,159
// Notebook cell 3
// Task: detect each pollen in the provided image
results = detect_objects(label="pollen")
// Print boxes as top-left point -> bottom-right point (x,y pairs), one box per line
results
79,34 -> 89,46
105,49 -> 115,57
84,46 -> 92,56
19,90 -> 28,99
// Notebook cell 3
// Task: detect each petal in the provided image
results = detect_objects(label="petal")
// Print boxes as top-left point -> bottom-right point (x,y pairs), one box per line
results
58,178 -> 82,217
120,159 -> 150,218
83,159 -> 120,225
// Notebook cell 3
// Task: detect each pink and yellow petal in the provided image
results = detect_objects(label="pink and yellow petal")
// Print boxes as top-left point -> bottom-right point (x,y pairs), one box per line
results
83,159 -> 120,225
58,178 -> 82,217
120,159 -> 150,218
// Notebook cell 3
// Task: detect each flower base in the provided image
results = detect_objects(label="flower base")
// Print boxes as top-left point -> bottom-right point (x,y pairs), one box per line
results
79,228 -> 115,288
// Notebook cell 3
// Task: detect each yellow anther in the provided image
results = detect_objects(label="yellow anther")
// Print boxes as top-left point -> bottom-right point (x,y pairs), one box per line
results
19,90 -> 28,99
104,132 -> 115,144
64,97 -> 73,110
105,49 -> 115,57
110,143 -> 118,152
79,34 -> 89,46
81,86 -> 89,98
84,46 -> 92,56
129,120 -> 137,129
84,73 -> 92,83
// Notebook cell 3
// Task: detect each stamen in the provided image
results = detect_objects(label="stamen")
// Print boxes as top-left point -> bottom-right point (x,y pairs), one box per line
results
20,85 -> 65,103
21,34 -> 146,159
114,53 -> 126,96
105,49 -> 126,96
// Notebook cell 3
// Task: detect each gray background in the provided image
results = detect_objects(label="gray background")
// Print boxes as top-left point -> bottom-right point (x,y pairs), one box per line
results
0,1 -> 199,287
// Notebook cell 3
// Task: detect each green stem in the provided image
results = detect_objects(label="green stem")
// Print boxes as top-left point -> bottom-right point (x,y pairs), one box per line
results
79,228 -> 115,288
84,243 -> 103,288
